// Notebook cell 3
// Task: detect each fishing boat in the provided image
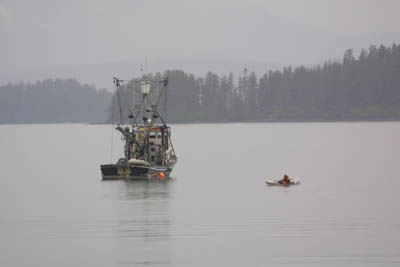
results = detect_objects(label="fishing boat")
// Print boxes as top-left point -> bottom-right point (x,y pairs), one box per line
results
101,76 -> 177,180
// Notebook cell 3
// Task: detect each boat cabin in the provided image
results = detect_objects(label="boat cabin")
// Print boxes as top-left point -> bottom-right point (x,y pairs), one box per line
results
129,126 -> 172,165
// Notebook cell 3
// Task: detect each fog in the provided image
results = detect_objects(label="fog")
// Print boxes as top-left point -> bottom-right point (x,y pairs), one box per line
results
1,0 -> 399,88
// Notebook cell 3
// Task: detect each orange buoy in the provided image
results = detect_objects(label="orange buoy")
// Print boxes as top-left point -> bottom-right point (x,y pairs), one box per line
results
159,172 -> 165,180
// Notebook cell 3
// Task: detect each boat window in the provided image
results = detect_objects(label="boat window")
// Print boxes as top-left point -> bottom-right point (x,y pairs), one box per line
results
151,155 -> 155,162
149,131 -> 156,138
157,132 -> 162,138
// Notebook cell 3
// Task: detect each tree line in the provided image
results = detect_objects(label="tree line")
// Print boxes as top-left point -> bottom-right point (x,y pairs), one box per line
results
1,43 -> 399,124
109,43 -> 400,123
0,79 -> 111,123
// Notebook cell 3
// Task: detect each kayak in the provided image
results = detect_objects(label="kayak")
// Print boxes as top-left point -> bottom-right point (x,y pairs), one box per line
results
266,178 -> 300,186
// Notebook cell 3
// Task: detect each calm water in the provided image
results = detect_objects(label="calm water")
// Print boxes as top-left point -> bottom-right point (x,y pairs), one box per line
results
1,122 -> 400,266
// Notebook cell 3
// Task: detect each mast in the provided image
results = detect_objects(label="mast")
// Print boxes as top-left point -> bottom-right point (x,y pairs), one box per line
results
113,76 -> 175,163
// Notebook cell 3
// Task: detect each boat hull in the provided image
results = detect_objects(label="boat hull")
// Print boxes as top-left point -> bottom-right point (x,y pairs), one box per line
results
100,164 -> 174,180
266,178 -> 300,186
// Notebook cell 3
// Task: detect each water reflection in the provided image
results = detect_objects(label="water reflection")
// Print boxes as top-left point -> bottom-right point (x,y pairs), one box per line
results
121,179 -> 173,200
115,180 -> 173,266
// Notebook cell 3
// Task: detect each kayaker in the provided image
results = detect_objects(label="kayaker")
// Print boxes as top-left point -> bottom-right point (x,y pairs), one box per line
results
279,174 -> 291,184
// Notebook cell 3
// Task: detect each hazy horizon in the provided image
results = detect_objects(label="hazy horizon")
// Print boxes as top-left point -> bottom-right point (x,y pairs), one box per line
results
1,0 -> 400,88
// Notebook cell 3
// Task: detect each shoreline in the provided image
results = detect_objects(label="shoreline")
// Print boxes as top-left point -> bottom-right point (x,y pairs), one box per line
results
1,119 -> 400,126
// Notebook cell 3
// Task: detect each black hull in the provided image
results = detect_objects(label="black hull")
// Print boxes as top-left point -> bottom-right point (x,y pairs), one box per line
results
101,164 -> 150,180
100,164 -> 174,180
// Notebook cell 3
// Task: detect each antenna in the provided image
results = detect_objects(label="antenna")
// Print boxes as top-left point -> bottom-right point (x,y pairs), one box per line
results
145,56 -> 147,76
140,64 -> 144,78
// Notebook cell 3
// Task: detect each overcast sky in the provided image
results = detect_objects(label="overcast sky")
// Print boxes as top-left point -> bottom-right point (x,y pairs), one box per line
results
1,0 -> 400,76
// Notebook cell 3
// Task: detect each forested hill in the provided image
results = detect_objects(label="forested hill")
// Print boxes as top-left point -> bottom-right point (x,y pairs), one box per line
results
109,44 -> 400,123
0,79 -> 111,123
1,44 -> 400,124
